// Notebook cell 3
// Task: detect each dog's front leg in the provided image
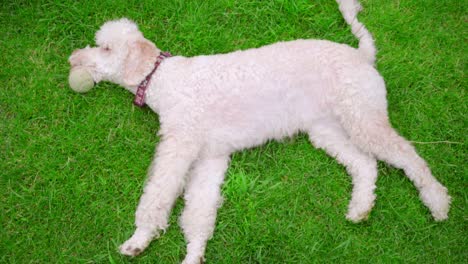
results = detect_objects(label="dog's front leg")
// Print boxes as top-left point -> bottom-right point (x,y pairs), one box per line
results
180,156 -> 230,264
120,136 -> 200,257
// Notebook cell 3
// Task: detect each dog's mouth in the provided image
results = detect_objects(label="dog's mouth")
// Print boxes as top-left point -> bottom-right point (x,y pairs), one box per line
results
69,64 -> 98,85
68,54 -> 99,84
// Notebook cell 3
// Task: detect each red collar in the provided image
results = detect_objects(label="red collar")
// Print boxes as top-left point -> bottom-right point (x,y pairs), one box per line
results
133,51 -> 172,107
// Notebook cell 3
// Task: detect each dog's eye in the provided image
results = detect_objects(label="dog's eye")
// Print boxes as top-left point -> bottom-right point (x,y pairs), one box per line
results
102,46 -> 111,52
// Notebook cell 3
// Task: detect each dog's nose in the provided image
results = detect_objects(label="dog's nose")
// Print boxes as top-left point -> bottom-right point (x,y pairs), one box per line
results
69,49 -> 83,67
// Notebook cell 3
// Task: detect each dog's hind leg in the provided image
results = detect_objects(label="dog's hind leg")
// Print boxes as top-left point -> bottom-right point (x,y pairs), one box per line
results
342,112 -> 451,220
179,156 -> 229,264
119,136 -> 200,257
307,118 -> 378,222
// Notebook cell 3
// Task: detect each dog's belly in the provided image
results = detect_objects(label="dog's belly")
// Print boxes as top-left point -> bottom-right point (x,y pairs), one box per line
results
202,79 -> 331,155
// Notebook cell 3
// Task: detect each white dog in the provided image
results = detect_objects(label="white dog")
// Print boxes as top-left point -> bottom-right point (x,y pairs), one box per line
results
69,0 -> 451,263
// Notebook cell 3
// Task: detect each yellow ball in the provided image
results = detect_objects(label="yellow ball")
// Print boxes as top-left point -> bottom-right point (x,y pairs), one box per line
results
69,67 -> 94,93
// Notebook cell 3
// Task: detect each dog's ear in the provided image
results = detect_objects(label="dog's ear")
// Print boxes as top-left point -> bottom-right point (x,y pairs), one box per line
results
123,40 -> 159,86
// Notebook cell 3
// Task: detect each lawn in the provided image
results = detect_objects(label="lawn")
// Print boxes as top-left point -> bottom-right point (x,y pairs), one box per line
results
1,0 -> 466,263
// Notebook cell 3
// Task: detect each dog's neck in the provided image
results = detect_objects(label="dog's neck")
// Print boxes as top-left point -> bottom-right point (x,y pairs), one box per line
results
133,51 -> 172,107
123,51 -> 172,107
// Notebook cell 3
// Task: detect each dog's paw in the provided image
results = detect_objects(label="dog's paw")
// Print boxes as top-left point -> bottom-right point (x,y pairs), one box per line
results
420,182 -> 451,221
119,228 -> 155,257
431,194 -> 451,222
346,193 -> 375,223
119,242 -> 143,257
346,208 -> 370,223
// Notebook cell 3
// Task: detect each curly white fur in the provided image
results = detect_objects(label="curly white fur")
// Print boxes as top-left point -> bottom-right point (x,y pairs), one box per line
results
68,1 -> 451,263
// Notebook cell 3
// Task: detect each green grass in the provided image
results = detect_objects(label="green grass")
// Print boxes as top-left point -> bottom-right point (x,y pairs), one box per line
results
1,0 -> 466,263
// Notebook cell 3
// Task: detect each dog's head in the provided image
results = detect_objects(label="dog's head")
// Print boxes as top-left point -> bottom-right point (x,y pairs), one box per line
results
69,18 -> 160,88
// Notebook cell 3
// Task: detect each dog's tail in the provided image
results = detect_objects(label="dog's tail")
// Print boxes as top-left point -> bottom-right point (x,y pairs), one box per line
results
335,0 -> 376,64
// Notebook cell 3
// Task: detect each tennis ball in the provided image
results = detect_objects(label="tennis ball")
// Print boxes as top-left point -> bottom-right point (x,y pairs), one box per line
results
69,67 -> 94,93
